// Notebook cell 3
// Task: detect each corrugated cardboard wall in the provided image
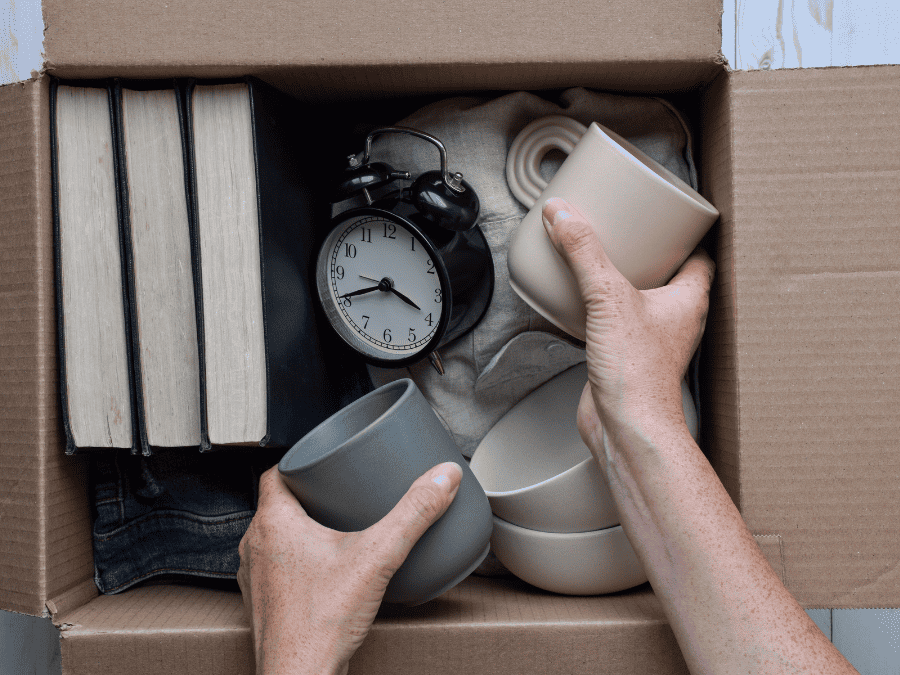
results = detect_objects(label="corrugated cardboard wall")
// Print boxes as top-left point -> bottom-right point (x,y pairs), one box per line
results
726,65 -> 900,608
700,69 -> 742,509
40,0 -> 724,89
0,78 -> 95,616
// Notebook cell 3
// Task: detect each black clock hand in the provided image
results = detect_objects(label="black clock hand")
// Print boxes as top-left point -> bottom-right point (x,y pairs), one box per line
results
359,274 -> 421,310
389,287 -> 421,310
340,285 -> 381,299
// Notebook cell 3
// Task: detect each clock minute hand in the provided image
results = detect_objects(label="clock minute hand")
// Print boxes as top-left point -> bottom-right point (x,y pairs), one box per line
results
340,285 -> 381,299
389,287 -> 421,311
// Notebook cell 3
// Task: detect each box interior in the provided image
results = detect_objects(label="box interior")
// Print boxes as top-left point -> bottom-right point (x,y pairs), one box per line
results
3,3 -> 900,667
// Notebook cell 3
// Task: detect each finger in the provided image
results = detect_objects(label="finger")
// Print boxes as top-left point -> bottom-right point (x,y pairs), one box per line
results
365,462 -> 462,568
665,246 -> 716,298
651,246 -> 715,332
256,464 -> 308,516
541,197 -> 630,303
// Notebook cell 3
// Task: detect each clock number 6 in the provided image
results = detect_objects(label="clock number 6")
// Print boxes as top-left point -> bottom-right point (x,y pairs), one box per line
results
383,328 -> 392,343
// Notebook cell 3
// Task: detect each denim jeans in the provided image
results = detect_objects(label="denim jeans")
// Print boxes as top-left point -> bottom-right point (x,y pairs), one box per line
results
91,87 -> 701,592
90,447 -> 282,593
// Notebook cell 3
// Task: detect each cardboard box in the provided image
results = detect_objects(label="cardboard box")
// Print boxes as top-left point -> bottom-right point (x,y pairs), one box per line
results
2,0 -> 899,672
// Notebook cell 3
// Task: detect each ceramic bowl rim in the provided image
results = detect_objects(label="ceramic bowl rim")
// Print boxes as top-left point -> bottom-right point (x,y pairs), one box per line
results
278,378 -> 414,475
491,514 -> 624,540
476,453 -> 595,498
590,122 -> 718,216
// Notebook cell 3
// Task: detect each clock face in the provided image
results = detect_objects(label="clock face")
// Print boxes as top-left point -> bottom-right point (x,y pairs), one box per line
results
316,212 -> 449,365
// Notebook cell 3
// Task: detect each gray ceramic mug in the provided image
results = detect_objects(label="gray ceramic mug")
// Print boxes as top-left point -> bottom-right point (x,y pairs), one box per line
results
278,378 -> 493,605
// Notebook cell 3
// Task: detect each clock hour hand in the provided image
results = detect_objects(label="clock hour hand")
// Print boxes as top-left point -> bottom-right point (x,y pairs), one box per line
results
358,274 -> 421,310
340,285 -> 381,299
388,287 -> 421,310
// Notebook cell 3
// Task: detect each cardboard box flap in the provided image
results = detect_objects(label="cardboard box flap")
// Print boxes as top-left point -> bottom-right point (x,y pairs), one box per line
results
0,78 -> 96,616
708,65 -> 900,608
58,577 -> 690,675
41,0 -> 724,94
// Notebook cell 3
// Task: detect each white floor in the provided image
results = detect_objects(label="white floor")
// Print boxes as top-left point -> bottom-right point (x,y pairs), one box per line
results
2,1 -> 900,674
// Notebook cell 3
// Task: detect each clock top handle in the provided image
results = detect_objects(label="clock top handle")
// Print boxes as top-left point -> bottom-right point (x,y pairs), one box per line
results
355,126 -> 467,195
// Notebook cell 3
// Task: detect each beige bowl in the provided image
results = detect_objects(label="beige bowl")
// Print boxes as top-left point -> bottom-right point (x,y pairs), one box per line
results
490,515 -> 648,595
470,362 -> 697,533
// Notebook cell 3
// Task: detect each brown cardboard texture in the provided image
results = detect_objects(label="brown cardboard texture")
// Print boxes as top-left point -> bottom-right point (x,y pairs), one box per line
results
2,0 -> 900,672
699,65 -> 900,609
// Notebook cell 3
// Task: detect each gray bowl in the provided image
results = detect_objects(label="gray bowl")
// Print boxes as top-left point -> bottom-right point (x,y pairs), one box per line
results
278,378 -> 492,605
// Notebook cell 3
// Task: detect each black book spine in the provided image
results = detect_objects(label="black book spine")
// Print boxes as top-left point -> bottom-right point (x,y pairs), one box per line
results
111,79 -> 151,457
181,78 -> 212,452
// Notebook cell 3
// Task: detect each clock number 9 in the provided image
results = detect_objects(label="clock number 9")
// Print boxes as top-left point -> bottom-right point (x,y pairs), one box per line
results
335,265 -> 344,280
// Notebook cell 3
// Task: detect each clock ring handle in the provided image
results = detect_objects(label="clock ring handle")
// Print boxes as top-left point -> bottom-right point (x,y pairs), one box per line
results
357,126 -> 466,194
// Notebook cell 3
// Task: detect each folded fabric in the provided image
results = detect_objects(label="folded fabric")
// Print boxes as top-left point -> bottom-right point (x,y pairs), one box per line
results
91,447 -> 282,593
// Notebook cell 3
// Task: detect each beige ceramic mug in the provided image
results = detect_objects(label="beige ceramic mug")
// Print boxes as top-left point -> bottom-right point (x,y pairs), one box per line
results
506,116 -> 719,341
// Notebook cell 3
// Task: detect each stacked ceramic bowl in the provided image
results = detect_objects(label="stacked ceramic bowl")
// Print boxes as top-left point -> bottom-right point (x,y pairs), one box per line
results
469,362 -> 698,595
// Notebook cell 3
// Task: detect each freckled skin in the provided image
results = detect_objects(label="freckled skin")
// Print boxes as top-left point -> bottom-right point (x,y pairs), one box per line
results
542,197 -> 858,675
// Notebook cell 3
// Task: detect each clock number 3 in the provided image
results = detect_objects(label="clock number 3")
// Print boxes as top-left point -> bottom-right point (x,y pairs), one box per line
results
435,288 -> 442,303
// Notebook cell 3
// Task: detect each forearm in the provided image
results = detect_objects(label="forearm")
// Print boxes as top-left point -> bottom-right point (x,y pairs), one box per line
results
595,416 -> 856,675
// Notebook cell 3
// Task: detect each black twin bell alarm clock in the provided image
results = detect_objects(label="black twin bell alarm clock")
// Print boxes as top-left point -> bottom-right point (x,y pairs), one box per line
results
315,127 -> 494,374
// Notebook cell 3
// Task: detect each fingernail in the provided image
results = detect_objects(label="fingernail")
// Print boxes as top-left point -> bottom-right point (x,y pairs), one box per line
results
543,197 -> 573,229
432,462 -> 462,491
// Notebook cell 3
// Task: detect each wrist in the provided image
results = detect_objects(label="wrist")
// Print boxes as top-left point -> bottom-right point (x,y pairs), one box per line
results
261,656 -> 348,675
595,381 -> 688,441
256,629 -> 350,675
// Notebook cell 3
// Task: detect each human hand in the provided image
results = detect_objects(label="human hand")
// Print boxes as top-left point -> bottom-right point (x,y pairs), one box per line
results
540,197 -> 715,447
237,461 -> 463,675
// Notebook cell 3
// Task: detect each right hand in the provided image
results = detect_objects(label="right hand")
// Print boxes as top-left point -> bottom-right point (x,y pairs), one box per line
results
540,197 -> 715,446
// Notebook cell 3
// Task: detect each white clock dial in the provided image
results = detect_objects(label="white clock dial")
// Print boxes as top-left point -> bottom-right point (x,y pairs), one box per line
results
317,214 -> 446,362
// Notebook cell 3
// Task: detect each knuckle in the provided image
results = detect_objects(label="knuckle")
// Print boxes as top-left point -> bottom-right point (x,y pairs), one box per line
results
556,218 -> 597,256
405,484 -> 444,527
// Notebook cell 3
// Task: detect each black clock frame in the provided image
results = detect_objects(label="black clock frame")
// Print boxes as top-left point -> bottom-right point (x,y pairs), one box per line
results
321,200 -> 494,370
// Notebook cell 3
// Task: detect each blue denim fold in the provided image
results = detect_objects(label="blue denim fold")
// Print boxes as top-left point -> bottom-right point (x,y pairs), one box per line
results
91,448 -> 282,594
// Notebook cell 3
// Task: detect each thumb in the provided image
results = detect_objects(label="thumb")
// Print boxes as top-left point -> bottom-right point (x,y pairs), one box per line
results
366,462 -> 463,573
541,197 -> 631,305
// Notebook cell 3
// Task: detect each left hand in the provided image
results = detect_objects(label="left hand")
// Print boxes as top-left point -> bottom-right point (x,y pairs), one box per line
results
237,462 -> 463,675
